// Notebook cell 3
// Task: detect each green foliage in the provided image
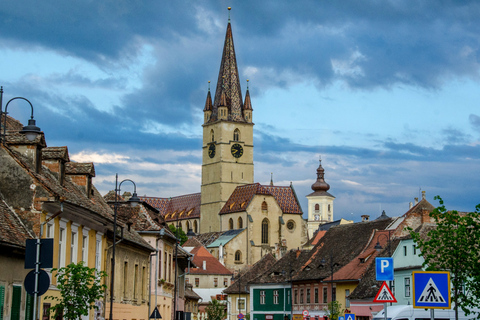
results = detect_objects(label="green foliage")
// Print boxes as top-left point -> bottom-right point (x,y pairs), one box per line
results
409,196 -> 480,319
46,261 -> 107,320
323,301 -> 342,320
168,224 -> 188,245
205,299 -> 227,320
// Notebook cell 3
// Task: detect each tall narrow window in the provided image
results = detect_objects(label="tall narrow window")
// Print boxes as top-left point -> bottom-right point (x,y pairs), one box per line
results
314,204 -> 320,213
164,251 -> 168,280
273,290 -> 279,304
95,238 -> 101,272
314,288 -> 319,303
323,287 -> 328,303
142,266 -> 146,301
233,129 -> 240,141
260,291 -> 265,305
345,289 -> 350,308
134,264 -> 138,300
235,250 -> 242,262
158,250 -> 162,280
70,231 -> 77,263
123,261 -> 128,298
238,217 -> 243,229
214,278 -> 218,287
332,287 -> 336,301
404,246 -> 407,256
229,218 -> 234,230
306,288 -> 311,303
168,253 -> 172,282
58,227 -> 66,268
294,289 -> 298,304
262,201 -> 268,213
82,234 -> 88,263
194,220 -> 198,233
238,298 -> 245,310
300,289 -> 304,304
195,278 -> 199,287
404,277 -> 411,297
261,219 -> 269,244
211,130 -> 214,142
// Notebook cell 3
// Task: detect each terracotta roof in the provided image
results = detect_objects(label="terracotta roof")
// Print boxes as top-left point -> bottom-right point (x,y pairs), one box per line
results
183,237 -> 204,248
141,193 -> 201,222
304,230 -> 327,247
292,218 -> 394,282
220,183 -> 302,215
42,146 -> 70,161
188,246 -> 233,275
224,253 -> 277,293
249,249 -> 311,285
0,196 -> 34,249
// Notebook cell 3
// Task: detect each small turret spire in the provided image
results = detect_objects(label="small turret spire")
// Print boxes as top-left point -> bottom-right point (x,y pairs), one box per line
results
228,7 -> 231,23
311,157 -> 330,192
270,173 -> 274,186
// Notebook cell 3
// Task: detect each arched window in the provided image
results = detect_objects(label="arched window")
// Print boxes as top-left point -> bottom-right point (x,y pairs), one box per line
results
262,201 -> 268,213
328,204 -> 331,212
314,204 -> 320,213
186,220 -> 190,231
194,220 -> 198,233
235,250 -> 242,262
238,217 -> 243,229
261,219 -> 269,244
233,129 -> 240,141
210,129 -> 214,142
229,218 -> 234,230
178,222 -> 182,231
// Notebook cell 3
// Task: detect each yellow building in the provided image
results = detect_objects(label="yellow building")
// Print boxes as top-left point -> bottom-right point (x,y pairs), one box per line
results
1,115 -> 154,320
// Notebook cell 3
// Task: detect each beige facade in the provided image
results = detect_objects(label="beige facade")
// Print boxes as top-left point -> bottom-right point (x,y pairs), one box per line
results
200,120 -> 254,234
306,193 -> 335,238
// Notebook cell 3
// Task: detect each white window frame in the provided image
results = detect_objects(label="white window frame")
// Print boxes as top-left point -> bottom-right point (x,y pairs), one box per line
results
404,277 -> 411,297
238,297 -> 245,311
82,228 -> 90,264
273,290 -> 279,305
70,224 -> 79,264
260,290 -> 265,305
58,220 -> 67,269
95,233 -> 103,272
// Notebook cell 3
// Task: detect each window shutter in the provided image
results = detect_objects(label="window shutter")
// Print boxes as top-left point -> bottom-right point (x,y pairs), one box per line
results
11,285 -> 22,320
0,284 -> 5,320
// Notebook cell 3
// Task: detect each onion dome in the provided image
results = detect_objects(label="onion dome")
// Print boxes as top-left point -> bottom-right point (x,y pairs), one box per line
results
311,160 -> 330,192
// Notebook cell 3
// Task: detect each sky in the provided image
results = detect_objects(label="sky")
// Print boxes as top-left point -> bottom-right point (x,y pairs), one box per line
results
1,1 -> 479,222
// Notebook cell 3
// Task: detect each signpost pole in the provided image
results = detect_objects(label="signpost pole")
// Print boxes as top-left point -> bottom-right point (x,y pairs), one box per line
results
383,303 -> 387,320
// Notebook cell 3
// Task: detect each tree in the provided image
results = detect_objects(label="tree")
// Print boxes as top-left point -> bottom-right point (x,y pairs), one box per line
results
205,299 -> 227,320
169,224 -> 188,245
409,196 -> 480,320
46,261 -> 107,320
323,301 -> 342,320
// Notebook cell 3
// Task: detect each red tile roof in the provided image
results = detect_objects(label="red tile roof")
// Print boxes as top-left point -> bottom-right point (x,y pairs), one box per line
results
188,246 -> 233,275
141,193 -> 201,222
220,183 -> 302,215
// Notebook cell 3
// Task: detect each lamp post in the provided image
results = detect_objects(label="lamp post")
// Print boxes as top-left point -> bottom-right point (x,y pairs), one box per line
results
0,87 -> 41,144
374,230 -> 392,257
109,174 -> 140,320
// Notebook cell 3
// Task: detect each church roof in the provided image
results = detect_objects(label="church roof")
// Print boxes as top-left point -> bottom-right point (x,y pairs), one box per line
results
141,192 -> 201,222
207,10 -> 247,123
219,183 -> 303,215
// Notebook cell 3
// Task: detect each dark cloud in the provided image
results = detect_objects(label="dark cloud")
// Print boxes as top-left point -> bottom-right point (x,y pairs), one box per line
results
469,114 -> 480,132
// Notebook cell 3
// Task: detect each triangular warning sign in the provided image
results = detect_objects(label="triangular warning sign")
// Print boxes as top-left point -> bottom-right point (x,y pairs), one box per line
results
417,277 -> 446,304
346,316 -> 354,320
150,307 -> 162,319
373,282 -> 397,303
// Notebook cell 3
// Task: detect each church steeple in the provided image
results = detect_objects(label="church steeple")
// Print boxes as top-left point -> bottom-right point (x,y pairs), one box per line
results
203,81 -> 213,123
211,7 -> 245,123
311,158 -> 331,193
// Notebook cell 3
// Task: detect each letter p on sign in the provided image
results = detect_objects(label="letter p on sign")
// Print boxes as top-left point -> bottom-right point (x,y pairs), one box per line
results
376,257 -> 394,281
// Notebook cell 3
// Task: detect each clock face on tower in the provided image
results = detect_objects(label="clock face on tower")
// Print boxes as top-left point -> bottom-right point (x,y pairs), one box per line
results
231,143 -> 243,158
208,144 -> 216,158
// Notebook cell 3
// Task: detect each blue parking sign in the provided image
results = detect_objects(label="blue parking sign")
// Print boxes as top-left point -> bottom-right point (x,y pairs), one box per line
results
375,257 -> 394,281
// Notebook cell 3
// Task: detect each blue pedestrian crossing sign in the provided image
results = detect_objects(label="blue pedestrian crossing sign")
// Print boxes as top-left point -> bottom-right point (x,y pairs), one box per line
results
345,313 -> 355,320
413,271 -> 451,309
375,257 -> 394,281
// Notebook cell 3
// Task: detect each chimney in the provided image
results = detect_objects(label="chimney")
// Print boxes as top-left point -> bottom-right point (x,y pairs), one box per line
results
409,202 -> 413,209
361,215 -> 370,222
5,132 -> 46,173
414,197 -> 418,205
42,146 -> 69,185
66,162 -> 95,198
422,190 -> 426,200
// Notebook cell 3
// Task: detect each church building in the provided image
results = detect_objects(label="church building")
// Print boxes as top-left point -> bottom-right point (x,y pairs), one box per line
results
141,9 -> 307,270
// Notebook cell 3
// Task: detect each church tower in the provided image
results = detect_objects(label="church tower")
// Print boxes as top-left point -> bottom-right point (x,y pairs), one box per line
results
200,8 -> 254,234
306,159 -> 335,238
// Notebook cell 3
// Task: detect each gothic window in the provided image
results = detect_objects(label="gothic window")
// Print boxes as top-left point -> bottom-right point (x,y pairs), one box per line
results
233,129 -> 240,141
262,201 -> 268,213
210,130 -> 214,142
186,220 -> 190,231
229,218 -> 234,230
314,203 -> 320,213
261,219 -> 269,244
194,220 -> 198,233
238,217 -> 243,229
235,250 -> 242,262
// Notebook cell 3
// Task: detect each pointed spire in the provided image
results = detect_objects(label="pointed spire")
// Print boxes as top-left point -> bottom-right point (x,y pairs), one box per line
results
212,7 -> 244,122
244,79 -> 252,110
311,157 -> 330,192
270,173 -> 274,186
204,81 -> 213,111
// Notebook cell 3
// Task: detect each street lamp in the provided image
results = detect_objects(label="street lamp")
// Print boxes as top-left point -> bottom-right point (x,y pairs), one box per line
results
374,230 -> 392,256
0,87 -> 41,144
109,174 -> 140,320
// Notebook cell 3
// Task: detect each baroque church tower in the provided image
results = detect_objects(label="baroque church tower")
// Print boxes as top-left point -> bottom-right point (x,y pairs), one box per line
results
200,9 -> 254,233
306,159 -> 335,238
